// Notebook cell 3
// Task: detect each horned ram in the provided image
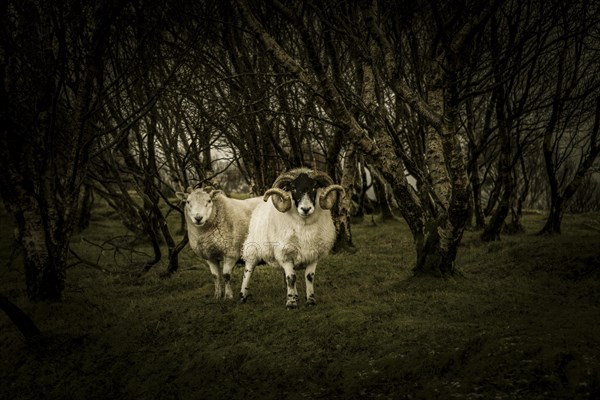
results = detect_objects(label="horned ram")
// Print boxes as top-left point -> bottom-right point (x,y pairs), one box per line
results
240,168 -> 344,308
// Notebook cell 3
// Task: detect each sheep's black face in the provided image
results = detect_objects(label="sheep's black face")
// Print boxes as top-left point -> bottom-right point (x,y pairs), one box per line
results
287,173 -> 319,218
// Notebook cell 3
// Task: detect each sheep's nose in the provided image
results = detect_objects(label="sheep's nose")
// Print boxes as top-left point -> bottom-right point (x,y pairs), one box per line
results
193,215 -> 203,224
300,206 -> 311,214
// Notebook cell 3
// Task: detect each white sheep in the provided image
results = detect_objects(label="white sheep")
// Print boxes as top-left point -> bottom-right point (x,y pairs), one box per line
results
176,187 -> 262,299
239,168 -> 344,308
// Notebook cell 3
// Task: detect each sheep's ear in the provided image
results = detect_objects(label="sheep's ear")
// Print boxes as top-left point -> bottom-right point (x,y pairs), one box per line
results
175,192 -> 188,201
264,189 -> 291,213
210,189 -> 223,199
319,185 -> 344,210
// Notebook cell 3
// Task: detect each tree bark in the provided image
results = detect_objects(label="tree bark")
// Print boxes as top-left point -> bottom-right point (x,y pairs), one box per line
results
467,142 -> 485,229
166,231 -> 189,275
17,203 -> 68,301
332,146 -> 358,253
372,169 -> 395,221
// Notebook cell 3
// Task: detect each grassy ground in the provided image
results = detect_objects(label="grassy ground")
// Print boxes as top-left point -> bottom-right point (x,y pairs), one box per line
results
1,202 -> 599,399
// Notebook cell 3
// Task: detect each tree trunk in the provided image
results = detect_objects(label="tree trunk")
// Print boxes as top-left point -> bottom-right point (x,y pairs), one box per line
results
505,162 -> 528,234
540,196 -> 564,235
467,146 -> 485,229
166,231 -> 189,275
17,201 -> 68,301
481,18 -> 513,242
414,218 -> 458,276
481,111 -> 512,241
332,146 -> 357,253
372,168 -> 395,220
77,184 -> 94,232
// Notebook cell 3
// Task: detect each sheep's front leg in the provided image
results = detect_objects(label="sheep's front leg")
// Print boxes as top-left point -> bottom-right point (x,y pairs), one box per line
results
206,260 -> 223,299
239,261 -> 256,303
305,262 -> 317,306
222,256 -> 237,300
282,262 -> 299,309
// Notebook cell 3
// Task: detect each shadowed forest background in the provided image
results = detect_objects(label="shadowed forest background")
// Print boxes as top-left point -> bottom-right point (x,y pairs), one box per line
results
1,0 -> 599,399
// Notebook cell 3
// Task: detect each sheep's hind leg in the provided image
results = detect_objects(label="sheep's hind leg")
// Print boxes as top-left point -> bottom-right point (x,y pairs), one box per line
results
304,262 -> 317,306
239,261 -> 256,303
206,260 -> 223,299
222,257 -> 237,300
282,262 -> 299,309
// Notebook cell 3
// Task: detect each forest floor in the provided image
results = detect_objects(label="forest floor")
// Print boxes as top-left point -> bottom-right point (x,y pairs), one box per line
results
1,202 -> 599,399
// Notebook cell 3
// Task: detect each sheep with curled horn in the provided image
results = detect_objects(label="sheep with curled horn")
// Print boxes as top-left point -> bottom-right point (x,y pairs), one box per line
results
240,168 -> 344,309
176,186 -> 262,299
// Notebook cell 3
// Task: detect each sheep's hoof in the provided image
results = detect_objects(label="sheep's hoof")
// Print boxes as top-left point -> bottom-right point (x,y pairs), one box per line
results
306,296 -> 317,306
239,293 -> 249,303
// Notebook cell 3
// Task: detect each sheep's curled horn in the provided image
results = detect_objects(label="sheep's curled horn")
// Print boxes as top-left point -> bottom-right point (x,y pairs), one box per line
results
263,169 -> 345,212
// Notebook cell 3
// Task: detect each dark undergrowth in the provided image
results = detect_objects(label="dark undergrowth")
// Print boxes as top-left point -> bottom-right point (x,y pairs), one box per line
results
1,203 -> 599,399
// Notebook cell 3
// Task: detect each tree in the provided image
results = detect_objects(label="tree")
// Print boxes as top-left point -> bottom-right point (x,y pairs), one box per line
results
0,0 -> 128,300
237,0 -> 504,275
0,0 -> 184,299
539,1 -> 600,234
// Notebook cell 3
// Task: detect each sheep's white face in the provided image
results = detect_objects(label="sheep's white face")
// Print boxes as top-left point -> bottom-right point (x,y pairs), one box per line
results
295,192 -> 315,218
184,190 -> 214,226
